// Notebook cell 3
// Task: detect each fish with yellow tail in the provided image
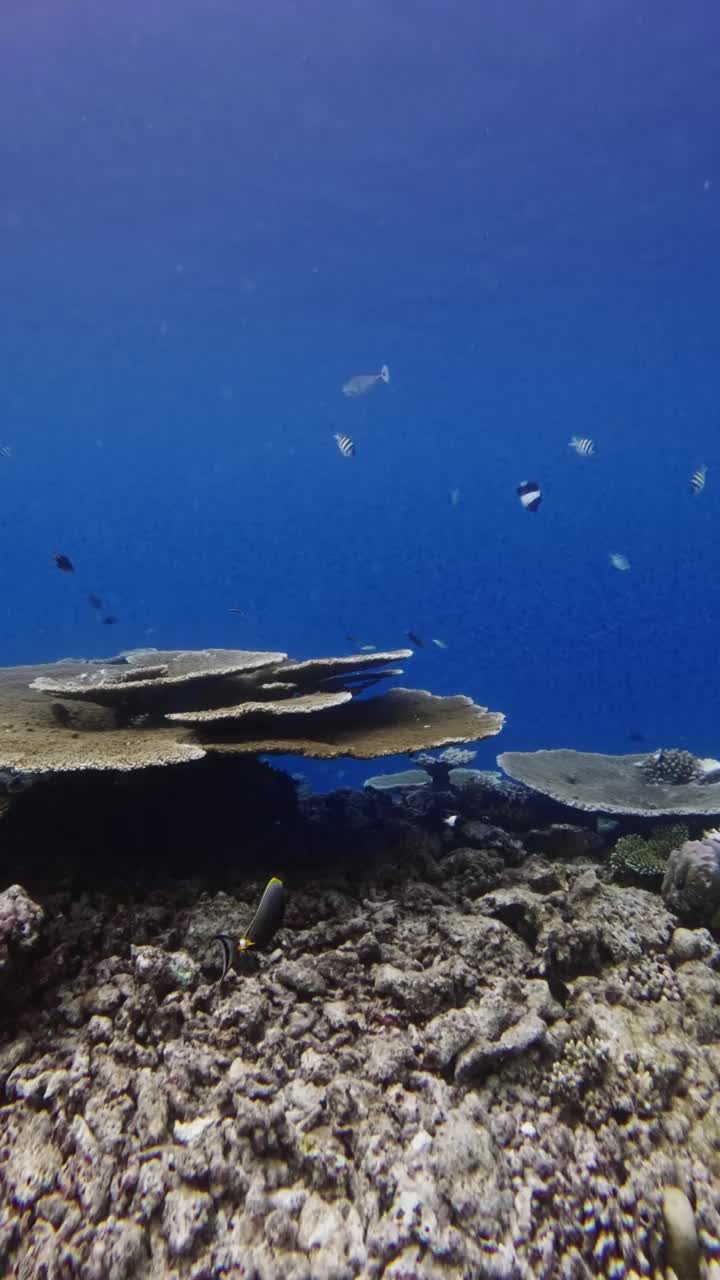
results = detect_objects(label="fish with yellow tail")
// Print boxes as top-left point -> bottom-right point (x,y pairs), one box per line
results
213,877 -> 286,981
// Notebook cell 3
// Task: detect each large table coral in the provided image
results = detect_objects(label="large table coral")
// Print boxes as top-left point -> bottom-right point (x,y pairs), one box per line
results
0,647 -> 504,777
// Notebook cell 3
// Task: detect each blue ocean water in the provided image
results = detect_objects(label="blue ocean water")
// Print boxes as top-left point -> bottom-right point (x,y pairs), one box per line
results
1,0 -> 719,789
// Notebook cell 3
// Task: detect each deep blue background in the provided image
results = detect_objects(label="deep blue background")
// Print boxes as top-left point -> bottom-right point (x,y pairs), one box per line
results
1,0 -> 719,788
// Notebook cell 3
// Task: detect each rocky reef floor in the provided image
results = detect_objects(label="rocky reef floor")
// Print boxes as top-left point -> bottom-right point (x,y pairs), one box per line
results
1,778 -> 720,1279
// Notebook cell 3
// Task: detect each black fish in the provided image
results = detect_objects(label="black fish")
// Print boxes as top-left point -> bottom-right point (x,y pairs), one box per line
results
212,877 -> 286,981
101,615 -> 120,625
87,593 -> 103,610
346,633 -> 360,643
53,553 -> 74,573
628,730 -> 645,744
406,630 -> 425,648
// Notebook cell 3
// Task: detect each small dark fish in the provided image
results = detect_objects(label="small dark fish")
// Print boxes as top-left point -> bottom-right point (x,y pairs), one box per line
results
228,608 -> 245,616
53,553 -> 74,573
212,877 -> 286,981
406,630 -> 425,648
87,593 -> 103,610
240,877 -> 286,951
334,432 -> 356,457
628,731 -> 645,744
346,633 -> 360,643
101,615 -> 120,625
517,480 -> 542,512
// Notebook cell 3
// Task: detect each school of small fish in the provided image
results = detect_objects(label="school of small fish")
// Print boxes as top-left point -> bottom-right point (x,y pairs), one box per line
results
36,360 -> 712,663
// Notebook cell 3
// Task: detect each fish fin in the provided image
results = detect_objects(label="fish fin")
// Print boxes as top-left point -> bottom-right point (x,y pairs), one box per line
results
380,364 -> 390,383
212,933 -> 237,981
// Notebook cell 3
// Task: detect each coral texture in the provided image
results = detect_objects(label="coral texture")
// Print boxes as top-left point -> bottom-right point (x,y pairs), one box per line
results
1,804 -> 720,1278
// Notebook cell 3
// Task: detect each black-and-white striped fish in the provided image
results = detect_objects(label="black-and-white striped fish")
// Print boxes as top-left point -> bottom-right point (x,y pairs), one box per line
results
517,480 -> 542,512
569,436 -> 595,457
689,464 -> 707,495
334,432 -> 356,458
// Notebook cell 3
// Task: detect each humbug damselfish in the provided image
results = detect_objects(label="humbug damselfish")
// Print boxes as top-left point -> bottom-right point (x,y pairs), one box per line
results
213,877 -> 286,980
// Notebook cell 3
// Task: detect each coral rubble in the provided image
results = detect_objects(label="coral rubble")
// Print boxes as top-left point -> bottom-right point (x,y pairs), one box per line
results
1,774 -> 720,1278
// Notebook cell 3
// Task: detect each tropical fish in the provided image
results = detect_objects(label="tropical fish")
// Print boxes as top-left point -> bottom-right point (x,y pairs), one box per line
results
360,644 -> 377,651
406,630 -> 425,648
431,638 -> 448,649
443,814 -> 460,828
569,436 -> 595,457
53,553 -> 74,573
213,877 -> 286,980
609,552 -> 631,571
689,465 -> 707,495
517,480 -> 542,512
341,364 -> 390,397
334,432 -> 356,457
0,445 -> 12,458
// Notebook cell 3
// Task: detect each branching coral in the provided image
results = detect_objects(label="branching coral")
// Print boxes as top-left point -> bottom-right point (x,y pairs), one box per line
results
609,824 -> 688,881
638,749 -> 702,786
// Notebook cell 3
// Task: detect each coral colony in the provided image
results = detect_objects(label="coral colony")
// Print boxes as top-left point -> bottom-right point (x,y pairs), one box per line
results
1,654 -> 720,1275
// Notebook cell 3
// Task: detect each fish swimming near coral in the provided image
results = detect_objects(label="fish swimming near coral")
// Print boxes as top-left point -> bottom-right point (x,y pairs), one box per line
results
53,553 -> 74,573
689,464 -> 707,495
334,432 -> 356,457
517,480 -> 542,512
213,877 -> 286,980
609,552 -> 631,571
341,364 -> 390,397
569,436 -> 595,457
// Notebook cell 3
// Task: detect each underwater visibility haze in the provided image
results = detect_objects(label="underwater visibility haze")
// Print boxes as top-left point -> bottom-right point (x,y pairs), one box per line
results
5,6 -> 720,1280
2,0 -> 720,784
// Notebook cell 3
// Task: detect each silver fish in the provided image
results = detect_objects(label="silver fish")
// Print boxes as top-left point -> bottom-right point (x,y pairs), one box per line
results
609,552 -> 631,571
334,432 -> 356,457
341,364 -> 390,397
569,436 -> 595,457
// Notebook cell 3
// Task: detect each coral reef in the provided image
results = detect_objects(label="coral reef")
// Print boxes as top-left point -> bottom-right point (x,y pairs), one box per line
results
499,747 -> 720,817
609,824 -> 689,882
1,781 -> 720,1278
0,648 -> 504,782
663,829 -> 720,928
639,749 -> 703,786
410,747 -> 478,788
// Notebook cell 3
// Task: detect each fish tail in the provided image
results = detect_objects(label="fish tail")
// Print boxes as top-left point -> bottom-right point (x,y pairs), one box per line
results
212,933 -> 237,981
